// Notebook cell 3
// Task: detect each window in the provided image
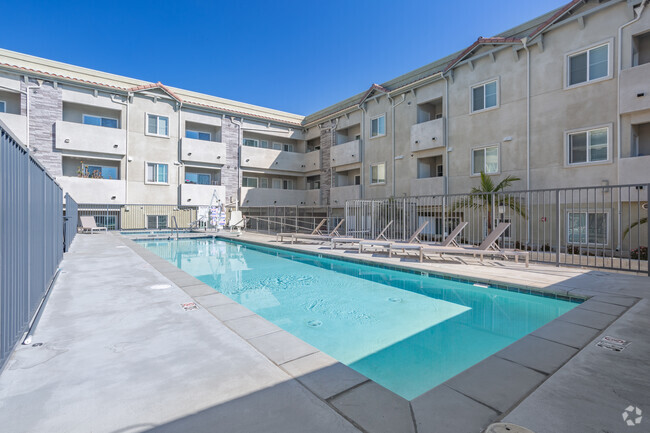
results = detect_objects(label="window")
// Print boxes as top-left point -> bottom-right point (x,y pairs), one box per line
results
83,114 -> 118,129
83,164 -> 118,180
472,146 -> 499,175
147,114 -> 169,136
242,177 -> 258,188
146,163 -> 168,183
370,163 -> 386,184
371,115 -> 386,138
147,215 -> 168,229
260,178 -> 269,188
471,80 -> 498,112
567,212 -> 608,244
0,101 -> 5,113
568,44 -> 609,86
272,142 -> 293,152
272,179 -> 294,190
186,130 -> 211,141
354,175 -> 361,185
185,172 -> 211,185
243,138 -> 258,147
94,215 -> 117,230
568,128 -> 608,164
260,140 -> 269,148
436,164 -> 444,177
307,176 -> 320,190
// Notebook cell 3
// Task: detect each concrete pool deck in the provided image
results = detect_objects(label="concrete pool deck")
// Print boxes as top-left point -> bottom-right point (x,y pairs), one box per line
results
0,232 -> 648,433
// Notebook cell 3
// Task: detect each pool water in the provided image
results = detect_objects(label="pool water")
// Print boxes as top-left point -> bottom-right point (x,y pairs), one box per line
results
139,237 -> 577,400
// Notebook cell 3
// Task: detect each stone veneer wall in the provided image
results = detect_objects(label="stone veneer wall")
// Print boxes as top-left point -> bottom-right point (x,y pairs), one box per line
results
221,116 -> 241,205
22,79 -> 63,176
319,121 -> 336,206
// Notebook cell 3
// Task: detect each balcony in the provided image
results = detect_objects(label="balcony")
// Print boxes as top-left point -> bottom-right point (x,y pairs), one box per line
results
304,189 -> 321,206
410,118 -> 444,152
56,177 -> 125,204
620,63 -> 650,114
0,112 -> 27,144
241,147 -> 305,172
180,184 -> 226,206
410,176 -> 445,197
303,150 -> 321,171
181,138 -> 227,165
240,188 -> 308,206
330,185 -> 361,206
331,140 -> 360,168
55,121 -> 126,156
619,155 -> 650,185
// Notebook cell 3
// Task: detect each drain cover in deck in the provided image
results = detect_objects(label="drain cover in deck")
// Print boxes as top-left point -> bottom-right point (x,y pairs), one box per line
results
596,335 -> 630,352
181,302 -> 199,311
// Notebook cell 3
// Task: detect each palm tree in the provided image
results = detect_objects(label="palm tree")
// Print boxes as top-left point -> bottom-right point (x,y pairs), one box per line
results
448,172 -> 526,232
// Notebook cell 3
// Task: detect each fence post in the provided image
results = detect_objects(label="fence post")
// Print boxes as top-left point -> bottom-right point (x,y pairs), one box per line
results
556,189 -> 561,267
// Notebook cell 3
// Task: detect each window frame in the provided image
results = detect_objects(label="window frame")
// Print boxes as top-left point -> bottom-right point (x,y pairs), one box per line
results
243,138 -> 259,147
566,210 -> 610,246
242,176 -> 259,188
83,113 -> 119,129
470,144 -> 500,176
146,215 -> 169,229
145,162 -> 169,185
470,78 -> 499,114
145,113 -> 170,137
185,130 -> 211,141
564,39 -> 613,89
82,163 -> 119,180
564,124 -> 612,167
370,114 -> 387,139
0,100 -> 6,113
184,171 -> 212,185
369,162 -> 386,185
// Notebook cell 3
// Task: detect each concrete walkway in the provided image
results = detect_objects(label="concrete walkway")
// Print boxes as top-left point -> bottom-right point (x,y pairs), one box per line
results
0,234 -> 359,433
0,231 -> 648,433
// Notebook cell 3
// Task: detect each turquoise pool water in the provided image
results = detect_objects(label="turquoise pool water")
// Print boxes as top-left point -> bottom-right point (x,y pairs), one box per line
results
139,237 -> 577,400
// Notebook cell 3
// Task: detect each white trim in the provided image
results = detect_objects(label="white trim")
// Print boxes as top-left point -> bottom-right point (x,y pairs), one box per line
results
470,143 -> 500,176
469,77 -> 500,114
82,113 -> 119,128
566,209 -> 610,246
369,162 -> 386,185
370,113 -> 387,139
144,161 -> 170,185
564,38 -> 614,90
145,113 -> 170,138
564,123 -> 612,167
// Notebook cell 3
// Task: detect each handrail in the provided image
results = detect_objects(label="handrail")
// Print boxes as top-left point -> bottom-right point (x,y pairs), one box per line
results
171,216 -> 180,240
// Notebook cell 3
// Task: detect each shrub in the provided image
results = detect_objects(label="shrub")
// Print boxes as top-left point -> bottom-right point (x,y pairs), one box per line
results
631,246 -> 648,260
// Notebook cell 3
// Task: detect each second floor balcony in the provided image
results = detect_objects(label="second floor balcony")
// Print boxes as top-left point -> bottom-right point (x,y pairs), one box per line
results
330,184 -> 361,206
331,139 -> 360,167
181,137 -> 227,165
410,118 -> 445,153
241,146 -> 319,172
56,176 -> 125,204
55,120 -> 126,156
620,62 -> 650,115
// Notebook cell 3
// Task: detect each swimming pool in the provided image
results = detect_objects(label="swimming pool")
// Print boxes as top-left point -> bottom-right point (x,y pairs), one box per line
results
139,237 -> 577,400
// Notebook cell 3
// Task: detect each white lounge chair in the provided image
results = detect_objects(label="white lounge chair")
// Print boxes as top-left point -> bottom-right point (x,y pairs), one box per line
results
388,222 -> 468,260
330,220 -> 393,249
80,216 -> 107,234
276,218 -> 326,242
358,221 -> 429,254
287,219 -> 345,244
420,223 -> 529,267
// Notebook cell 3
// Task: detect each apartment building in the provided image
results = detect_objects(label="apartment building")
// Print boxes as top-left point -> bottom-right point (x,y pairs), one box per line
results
0,0 -> 648,231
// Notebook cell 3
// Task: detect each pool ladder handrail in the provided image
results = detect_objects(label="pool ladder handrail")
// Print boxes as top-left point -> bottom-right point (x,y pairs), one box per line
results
171,216 -> 180,240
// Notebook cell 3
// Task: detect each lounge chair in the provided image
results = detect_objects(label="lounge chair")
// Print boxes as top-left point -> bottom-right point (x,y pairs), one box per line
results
358,221 -> 429,254
420,223 -> 529,267
80,216 -> 107,234
330,220 -> 393,249
388,222 -> 468,259
286,219 -> 345,244
276,218 -> 326,242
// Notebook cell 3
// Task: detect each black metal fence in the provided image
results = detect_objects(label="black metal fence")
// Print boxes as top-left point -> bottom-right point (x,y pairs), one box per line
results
345,184 -> 649,274
64,193 -> 78,252
1,121 -> 64,370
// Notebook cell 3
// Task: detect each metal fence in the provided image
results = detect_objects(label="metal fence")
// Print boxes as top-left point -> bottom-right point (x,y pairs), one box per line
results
241,205 -> 344,235
346,184 -> 649,274
64,193 -> 78,252
1,122 -> 64,370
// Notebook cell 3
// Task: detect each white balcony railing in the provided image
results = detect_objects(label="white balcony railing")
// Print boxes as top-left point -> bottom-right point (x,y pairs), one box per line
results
181,138 -> 227,165
331,140 -> 360,168
55,121 -> 126,156
56,177 -> 125,204
410,118 -> 445,152
180,184 -> 226,206
620,63 -> 650,115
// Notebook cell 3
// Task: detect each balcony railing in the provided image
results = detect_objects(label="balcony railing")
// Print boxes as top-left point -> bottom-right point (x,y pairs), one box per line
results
181,137 -> 227,165
410,118 -> 444,152
330,184 -> 361,206
620,62 -> 650,114
55,121 -> 126,155
331,140 -> 360,167
56,177 -> 125,204
180,184 -> 226,206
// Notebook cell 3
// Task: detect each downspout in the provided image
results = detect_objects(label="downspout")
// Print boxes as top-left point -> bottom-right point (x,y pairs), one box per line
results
388,94 -> 406,197
230,116 -> 243,211
177,100 -> 183,206
360,103 -> 367,199
522,38 -> 532,244
441,74 -> 450,195
616,0 -> 647,251
111,93 -> 130,203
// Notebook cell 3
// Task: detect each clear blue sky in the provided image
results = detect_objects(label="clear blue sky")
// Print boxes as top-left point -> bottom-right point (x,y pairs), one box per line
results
2,0 -> 567,115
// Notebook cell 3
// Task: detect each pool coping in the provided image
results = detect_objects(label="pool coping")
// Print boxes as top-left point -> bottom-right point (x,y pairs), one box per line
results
119,233 -> 639,433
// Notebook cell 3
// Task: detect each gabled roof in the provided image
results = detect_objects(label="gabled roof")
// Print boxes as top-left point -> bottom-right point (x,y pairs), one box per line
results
442,37 -> 522,74
528,0 -> 585,41
358,83 -> 390,106
129,82 -> 183,102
